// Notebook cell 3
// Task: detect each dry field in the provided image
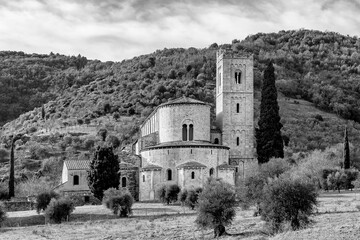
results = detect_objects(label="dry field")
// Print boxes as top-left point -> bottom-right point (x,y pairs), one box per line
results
1,191 -> 360,240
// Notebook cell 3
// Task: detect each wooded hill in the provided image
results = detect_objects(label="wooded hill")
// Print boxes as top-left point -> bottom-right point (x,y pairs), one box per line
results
1,29 -> 360,153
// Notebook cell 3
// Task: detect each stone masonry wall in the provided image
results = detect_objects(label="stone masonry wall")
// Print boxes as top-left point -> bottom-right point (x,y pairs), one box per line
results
158,104 -> 211,143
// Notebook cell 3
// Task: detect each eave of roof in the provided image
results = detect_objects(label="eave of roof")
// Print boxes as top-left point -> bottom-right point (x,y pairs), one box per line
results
139,96 -> 211,129
141,164 -> 162,171
176,161 -> 207,169
141,141 -> 230,151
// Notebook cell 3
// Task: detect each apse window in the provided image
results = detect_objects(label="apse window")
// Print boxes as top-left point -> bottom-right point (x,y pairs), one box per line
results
167,169 -> 172,181
191,171 -> 195,179
182,124 -> 188,141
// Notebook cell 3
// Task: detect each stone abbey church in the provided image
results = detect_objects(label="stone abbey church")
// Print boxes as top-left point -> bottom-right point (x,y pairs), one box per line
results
57,50 -> 254,201
135,49 -> 254,201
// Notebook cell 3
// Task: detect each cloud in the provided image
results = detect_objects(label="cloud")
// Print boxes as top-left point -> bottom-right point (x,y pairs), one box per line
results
0,0 -> 359,61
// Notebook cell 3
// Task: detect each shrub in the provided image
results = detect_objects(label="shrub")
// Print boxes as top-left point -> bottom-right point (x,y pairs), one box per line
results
158,184 -> 180,204
103,188 -> 134,217
0,182 -> 9,200
178,189 -> 188,205
35,191 -> 59,214
196,179 -> 237,238
0,202 -> 7,224
157,185 -> 166,203
16,177 -> 55,197
0,148 -> 9,163
83,138 -> 95,150
106,135 -> 121,149
44,198 -> 75,223
260,177 -> 318,233
185,188 -> 202,210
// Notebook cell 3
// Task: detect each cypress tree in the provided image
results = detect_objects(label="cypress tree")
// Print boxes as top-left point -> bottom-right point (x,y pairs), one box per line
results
256,61 -> 284,164
41,105 -> 45,120
344,126 -> 350,169
9,134 -> 23,198
87,146 -> 120,200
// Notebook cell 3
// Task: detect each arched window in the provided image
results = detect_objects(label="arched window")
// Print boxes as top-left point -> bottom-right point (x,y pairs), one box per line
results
73,175 -> 79,185
122,177 -> 127,187
235,71 -> 242,84
214,138 -> 219,144
167,169 -> 172,181
209,168 -> 214,176
236,103 -> 240,113
189,124 -> 194,141
143,175 -> 145,182
236,137 -> 240,146
191,172 -> 195,179
182,124 -> 187,141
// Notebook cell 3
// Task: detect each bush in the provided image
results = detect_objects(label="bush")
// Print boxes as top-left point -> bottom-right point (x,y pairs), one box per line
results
0,202 -> 7,224
178,189 -> 188,205
185,188 -> 202,210
44,198 -> 75,223
0,182 -> 9,200
103,188 -> 134,217
158,184 -> 180,204
16,177 -> 55,197
35,191 -> 59,214
106,135 -> 121,148
196,179 -> 237,237
260,177 -> 318,233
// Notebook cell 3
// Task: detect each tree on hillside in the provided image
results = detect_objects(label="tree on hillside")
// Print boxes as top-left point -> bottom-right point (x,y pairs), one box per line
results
256,61 -> 284,164
9,133 -> 25,198
196,178 -> 237,238
41,105 -> 45,120
87,146 -> 120,200
344,126 -> 350,169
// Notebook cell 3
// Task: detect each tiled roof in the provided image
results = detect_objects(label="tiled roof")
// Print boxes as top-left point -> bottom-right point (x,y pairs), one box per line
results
159,96 -> 210,108
65,160 -> 90,170
177,161 -> 207,169
141,164 -> 162,170
119,162 -> 137,169
141,140 -> 230,150
217,163 -> 236,169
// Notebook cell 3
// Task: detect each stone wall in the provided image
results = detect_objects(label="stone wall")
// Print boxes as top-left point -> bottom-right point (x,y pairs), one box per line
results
140,146 -> 232,201
140,132 -> 159,149
120,167 -> 139,201
215,50 -> 254,160
177,168 -> 204,190
139,169 -> 161,201
158,104 -> 211,143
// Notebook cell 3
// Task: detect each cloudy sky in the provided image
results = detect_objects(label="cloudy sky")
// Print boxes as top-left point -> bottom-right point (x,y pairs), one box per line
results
0,0 -> 359,61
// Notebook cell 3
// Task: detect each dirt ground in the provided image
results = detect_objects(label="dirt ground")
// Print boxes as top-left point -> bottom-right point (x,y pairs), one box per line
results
1,190 -> 360,240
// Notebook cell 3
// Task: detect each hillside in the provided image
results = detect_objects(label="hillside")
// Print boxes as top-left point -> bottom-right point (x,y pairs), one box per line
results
1,29 -> 360,188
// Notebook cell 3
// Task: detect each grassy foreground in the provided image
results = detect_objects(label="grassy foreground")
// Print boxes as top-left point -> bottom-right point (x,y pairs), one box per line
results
1,191 -> 360,240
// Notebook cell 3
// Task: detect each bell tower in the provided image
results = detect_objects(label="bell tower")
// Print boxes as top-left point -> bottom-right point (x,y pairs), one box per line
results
215,49 -> 254,174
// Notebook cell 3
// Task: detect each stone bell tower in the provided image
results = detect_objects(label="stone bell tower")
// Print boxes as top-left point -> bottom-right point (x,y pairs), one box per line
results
215,49 -> 254,178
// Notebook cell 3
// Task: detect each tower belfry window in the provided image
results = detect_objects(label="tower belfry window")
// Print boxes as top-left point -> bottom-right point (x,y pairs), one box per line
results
236,137 -> 240,146
235,71 -> 242,84
236,103 -> 240,113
